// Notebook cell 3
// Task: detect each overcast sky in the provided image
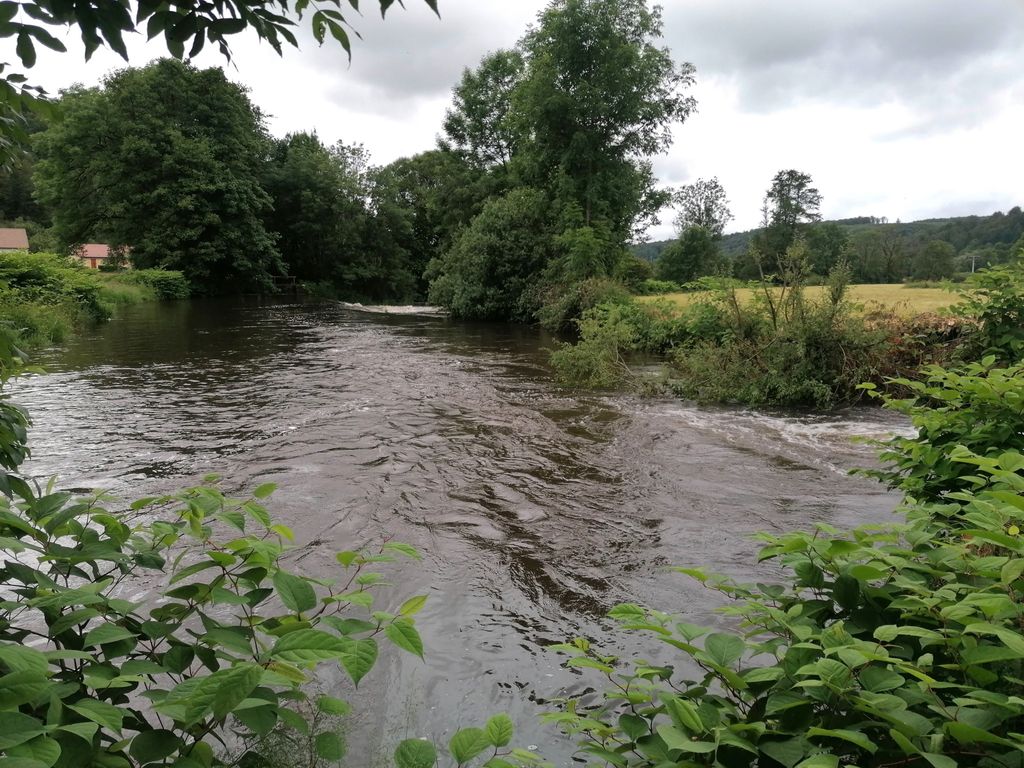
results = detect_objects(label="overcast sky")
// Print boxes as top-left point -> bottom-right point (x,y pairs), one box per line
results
26,0 -> 1024,240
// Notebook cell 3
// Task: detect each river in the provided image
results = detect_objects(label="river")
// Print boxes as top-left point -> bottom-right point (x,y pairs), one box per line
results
11,297 -> 908,765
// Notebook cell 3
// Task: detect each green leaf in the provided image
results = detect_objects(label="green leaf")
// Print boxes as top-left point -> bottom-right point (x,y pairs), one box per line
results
212,663 -> 263,718
5,735 -> 60,767
807,727 -> 876,753
82,624 -> 135,647
656,724 -> 716,753
253,482 -> 276,499
383,542 -> 420,560
273,571 -> 317,614
271,630 -> 349,663
316,695 -> 351,716
704,632 -> 744,667
760,738 -> 807,768
339,638 -> 378,686
399,594 -> 428,616
385,619 -> 424,659
796,756 -> 839,768
16,30 -> 35,68
449,727 -> 490,764
315,732 -> 345,761
67,700 -> 123,733
394,738 -> 437,768
0,646 -> 47,675
0,709 -> 38,752
485,713 -> 514,747
129,730 -> 181,763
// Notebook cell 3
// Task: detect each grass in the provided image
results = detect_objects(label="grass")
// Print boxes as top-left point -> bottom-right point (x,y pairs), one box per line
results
637,283 -> 961,316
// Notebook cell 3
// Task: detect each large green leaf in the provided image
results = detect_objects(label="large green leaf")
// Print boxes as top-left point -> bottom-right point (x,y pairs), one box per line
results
449,728 -> 490,764
67,700 -> 123,733
315,732 -> 345,761
271,630 -> 349,663
129,730 -> 181,763
484,713 -> 514,747
339,638 -> 378,687
273,570 -> 317,614
0,712 -> 38,751
385,619 -> 423,659
704,633 -> 745,667
395,738 -> 437,768
211,663 -> 263,718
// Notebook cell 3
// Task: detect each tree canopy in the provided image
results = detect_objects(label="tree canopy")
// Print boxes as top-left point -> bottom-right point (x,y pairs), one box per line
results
34,59 -> 281,292
673,177 -> 732,238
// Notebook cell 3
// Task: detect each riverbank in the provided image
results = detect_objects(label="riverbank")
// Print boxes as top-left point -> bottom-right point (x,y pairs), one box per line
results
550,273 -> 976,408
0,251 -> 188,348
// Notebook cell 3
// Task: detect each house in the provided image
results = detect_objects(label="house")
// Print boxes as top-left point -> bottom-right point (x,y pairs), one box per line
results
0,228 -> 29,252
75,243 -> 111,269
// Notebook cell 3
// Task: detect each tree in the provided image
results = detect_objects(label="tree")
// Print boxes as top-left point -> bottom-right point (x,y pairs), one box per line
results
673,177 -> 732,238
910,239 -> 957,281
657,225 -> 718,284
371,149 -> 496,297
34,59 -> 281,292
757,169 -> 822,269
426,188 -> 552,321
805,221 -> 849,276
441,49 -> 525,171
514,0 -> 695,240
262,132 -> 373,286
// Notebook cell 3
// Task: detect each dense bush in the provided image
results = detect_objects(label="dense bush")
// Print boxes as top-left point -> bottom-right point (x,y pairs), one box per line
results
116,268 -> 191,300
953,261 -> 1024,362
537,277 -> 633,335
863,359 -> 1024,503
547,360 -> 1024,768
634,278 -> 682,295
0,251 -> 111,344
427,188 -> 553,322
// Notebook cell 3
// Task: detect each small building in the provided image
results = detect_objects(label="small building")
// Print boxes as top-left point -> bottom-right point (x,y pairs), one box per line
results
75,243 -> 111,269
0,228 -> 29,252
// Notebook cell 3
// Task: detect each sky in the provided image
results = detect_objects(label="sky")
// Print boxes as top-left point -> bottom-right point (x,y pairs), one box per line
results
24,0 -> 1024,240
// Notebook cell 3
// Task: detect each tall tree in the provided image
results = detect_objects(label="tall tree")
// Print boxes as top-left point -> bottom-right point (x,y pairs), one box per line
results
673,177 -> 732,238
514,0 -> 696,240
805,222 -> 849,276
757,169 -> 822,269
34,59 -> 281,292
371,149 -> 495,296
262,132 -> 370,284
657,225 -> 718,284
426,188 -> 552,321
441,49 -> 525,171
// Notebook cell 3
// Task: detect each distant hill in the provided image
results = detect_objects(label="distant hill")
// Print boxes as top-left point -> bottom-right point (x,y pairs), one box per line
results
634,207 -> 1024,264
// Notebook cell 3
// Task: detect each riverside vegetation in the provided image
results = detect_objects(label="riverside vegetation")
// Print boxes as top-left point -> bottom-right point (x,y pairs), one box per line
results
549,249 -> 1024,409
0,250 -> 188,346
540,260 -> 1024,767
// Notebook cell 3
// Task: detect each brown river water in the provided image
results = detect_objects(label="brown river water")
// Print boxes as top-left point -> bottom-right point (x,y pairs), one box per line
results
11,297 -> 909,765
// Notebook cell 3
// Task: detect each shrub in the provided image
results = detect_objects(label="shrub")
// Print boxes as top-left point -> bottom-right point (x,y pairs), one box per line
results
862,359 -> 1024,503
953,261 -> 1024,362
613,256 -> 655,291
0,251 -> 111,344
536,277 -> 633,335
546,362 -> 1024,768
116,269 -> 191,300
634,278 -> 681,295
